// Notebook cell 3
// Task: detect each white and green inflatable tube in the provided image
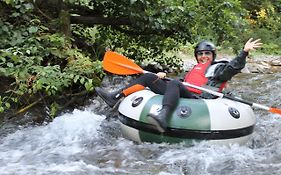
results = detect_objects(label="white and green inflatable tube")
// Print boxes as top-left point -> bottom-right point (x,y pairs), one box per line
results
118,89 -> 256,145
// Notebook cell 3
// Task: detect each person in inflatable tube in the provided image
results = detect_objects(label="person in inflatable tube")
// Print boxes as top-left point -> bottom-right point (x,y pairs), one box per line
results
95,38 -> 262,133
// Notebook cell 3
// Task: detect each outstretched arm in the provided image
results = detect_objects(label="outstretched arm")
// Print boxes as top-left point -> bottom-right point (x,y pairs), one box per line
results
212,38 -> 263,81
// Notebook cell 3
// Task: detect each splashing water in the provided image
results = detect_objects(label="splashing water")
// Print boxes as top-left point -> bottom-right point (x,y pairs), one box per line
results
0,73 -> 280,175
0,110 -> 108,174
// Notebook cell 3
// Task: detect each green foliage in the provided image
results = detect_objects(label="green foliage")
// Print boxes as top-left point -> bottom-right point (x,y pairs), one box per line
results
49,102 -> 59,118
72,0 -> 280,70
240,0 -> 281,54
191,0 -> 247,44
82,0 -> 250,73
0,0 -> 104,113
89,0 -> 249,42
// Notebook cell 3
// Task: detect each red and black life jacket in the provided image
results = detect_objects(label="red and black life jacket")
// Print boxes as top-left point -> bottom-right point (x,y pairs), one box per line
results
183,62 -> 226,94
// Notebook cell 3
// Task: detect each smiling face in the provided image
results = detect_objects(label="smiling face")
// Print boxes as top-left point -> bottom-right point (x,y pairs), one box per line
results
194,41 -> 216,63
196,51 -> 214,64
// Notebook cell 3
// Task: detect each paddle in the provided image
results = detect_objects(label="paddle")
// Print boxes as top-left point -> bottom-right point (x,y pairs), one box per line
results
102,51 -> 281,115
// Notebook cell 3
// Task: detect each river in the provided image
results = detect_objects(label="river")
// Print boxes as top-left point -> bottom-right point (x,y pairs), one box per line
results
0,72 -> 280,175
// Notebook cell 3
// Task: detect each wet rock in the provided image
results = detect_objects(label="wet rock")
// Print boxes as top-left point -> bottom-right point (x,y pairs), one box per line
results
246,62 -> 273,74
247,55 -> 280,73
270,59 -> 281,66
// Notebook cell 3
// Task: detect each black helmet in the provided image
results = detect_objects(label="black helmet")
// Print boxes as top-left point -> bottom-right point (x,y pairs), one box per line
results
194,41 -> 216,62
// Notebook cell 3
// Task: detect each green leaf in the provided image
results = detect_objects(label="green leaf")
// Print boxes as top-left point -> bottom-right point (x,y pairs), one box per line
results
28,26 -> 38,34
1,25 -> 9,32
4,0 -> 13,5
0,107 -> 4,113
24,3 -> 34,10
69,74 -> 74,79
11,12 -> 20,17
130,0 -> 137,4
5,102 -> 10,108
7,62 -> 14,67
80,77 -> 85,84
84,79 -> 93,91
74,75 -> 80,83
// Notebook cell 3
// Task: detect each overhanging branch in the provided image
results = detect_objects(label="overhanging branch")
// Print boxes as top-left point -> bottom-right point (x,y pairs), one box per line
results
70,16 -> 131,26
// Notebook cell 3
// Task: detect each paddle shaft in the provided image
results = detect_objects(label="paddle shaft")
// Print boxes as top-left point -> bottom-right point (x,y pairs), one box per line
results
156,74 -> 269,110
163,75 -> 272,111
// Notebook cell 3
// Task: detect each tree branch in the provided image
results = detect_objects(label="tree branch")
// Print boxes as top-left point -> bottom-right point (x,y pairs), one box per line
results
70,16 -> 131,26
65,2 -> 102,16
112,26 -> 175,37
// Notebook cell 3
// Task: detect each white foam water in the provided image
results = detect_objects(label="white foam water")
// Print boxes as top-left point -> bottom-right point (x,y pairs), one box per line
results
0,110 -> 107,175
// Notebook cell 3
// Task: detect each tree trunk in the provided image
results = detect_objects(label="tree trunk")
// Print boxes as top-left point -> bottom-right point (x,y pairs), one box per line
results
59,9 -> 71,36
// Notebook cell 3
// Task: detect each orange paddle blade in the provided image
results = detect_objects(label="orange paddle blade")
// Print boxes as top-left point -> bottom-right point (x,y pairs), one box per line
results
103,51 -> 144,75
269,107 -> 281,115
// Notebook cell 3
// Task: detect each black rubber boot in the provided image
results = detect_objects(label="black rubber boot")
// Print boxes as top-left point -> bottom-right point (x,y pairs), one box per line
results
95,87 -> 124,108
147,106 -> 170,133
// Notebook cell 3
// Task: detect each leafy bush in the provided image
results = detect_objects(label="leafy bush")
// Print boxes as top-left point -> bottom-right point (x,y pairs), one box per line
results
0,1 -> 104,114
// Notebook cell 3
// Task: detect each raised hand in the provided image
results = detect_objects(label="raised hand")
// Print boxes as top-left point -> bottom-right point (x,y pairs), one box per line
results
156,72 -> 167,79
243,38 -> 263,52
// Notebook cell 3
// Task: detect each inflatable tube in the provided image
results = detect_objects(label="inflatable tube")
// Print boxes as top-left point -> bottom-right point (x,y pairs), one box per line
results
118,90 -> 256,145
